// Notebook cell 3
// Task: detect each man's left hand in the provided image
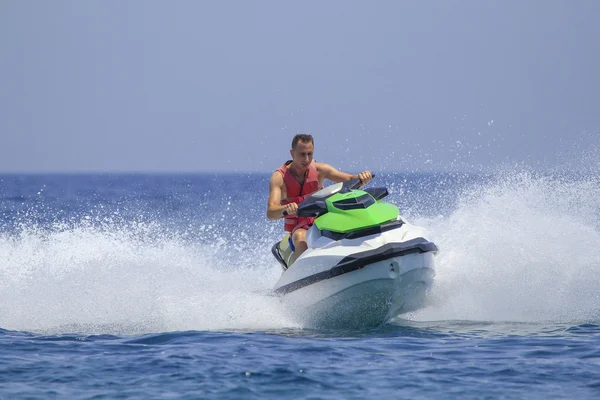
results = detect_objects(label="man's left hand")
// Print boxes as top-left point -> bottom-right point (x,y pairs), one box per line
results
358,171 -> 372,186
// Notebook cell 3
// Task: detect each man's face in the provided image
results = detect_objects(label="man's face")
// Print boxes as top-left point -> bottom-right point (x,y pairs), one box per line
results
290,141 -> 314,170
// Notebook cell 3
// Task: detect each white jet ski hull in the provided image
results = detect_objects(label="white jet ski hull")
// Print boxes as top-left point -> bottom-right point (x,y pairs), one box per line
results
272,219 -> 437,328
279,253 -> 435,328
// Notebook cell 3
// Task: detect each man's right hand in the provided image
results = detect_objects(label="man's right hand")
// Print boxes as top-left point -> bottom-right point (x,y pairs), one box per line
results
283,202 -> 298,217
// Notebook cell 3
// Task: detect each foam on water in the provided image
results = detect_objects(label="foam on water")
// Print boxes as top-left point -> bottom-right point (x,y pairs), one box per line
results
0,221 -> 296,334
413,168 -> 600,323
3,166 -> 600,334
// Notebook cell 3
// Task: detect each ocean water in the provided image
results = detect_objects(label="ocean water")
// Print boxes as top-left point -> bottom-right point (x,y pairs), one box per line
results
1,171 -> 600,399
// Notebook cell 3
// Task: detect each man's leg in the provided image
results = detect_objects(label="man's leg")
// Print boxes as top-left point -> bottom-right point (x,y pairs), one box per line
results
291,227 -> 309,257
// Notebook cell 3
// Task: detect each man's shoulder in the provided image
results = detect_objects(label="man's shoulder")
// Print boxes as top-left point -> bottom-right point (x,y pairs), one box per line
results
315,162 -> 334,174
315,161 -> 332,169
270,170 -> 284,184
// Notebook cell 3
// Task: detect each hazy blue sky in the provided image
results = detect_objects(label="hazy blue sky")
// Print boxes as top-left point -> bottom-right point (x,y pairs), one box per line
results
1,0 -> 599,173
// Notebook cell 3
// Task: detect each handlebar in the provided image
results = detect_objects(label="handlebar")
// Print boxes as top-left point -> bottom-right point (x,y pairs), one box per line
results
281,173 -> 375,216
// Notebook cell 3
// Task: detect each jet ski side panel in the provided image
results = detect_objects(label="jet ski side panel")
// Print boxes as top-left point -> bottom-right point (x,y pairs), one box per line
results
279,253 -> 436,328
272,239 -> 437,295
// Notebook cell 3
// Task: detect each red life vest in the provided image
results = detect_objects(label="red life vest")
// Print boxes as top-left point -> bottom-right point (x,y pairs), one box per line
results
276,160 -> 321,232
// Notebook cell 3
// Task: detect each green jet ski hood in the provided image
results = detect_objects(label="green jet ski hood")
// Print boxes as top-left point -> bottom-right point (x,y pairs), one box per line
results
295,177 -> 399,234
314,189 -> 398,233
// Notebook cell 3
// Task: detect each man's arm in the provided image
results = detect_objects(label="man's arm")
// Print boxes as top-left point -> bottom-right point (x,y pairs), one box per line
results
267,172 -> 297,220
317,163 -> 372,186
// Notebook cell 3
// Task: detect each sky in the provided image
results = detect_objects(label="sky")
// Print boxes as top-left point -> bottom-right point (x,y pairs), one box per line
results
1,0 -> 599,173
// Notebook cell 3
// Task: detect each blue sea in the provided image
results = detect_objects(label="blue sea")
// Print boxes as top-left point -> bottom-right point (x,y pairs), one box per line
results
1,171 -> 600,399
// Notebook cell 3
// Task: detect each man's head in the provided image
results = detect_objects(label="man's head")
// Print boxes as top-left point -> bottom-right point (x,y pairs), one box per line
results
291,134 -> 313,150
290,134 -> 314,171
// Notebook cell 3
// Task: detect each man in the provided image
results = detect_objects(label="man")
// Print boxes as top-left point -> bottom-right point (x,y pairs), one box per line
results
267,134 -> 372,258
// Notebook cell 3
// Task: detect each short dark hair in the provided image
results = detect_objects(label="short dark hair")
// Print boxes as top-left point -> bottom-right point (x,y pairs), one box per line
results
291,134 -> 314,149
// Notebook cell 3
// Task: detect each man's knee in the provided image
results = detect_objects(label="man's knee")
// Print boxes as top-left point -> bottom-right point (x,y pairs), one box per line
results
291,228 -> 307,245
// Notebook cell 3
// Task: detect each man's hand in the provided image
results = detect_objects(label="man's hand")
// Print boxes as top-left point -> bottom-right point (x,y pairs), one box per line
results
358,171 -> 373,186
283,202 -> 298,217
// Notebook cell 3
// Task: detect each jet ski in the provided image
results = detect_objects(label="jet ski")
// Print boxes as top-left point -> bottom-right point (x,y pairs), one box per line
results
271,176 -> 438,328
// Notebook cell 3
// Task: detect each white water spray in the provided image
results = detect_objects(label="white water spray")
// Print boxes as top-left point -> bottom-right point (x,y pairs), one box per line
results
414,170 -> 600,322
3,168 -> 600,333
0,221 -> 296,334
